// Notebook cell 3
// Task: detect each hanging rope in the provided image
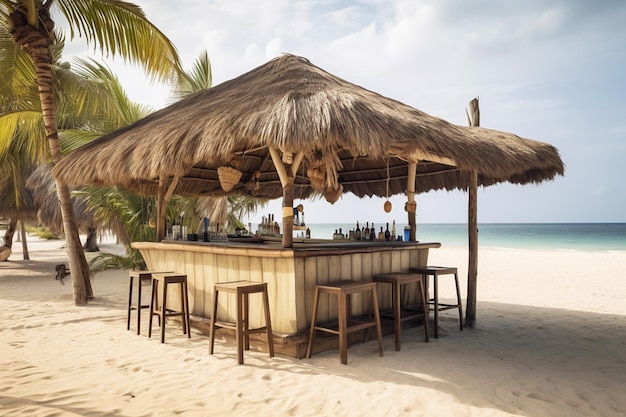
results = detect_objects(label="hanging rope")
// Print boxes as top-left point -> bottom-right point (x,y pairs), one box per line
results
386,159 -> 390,199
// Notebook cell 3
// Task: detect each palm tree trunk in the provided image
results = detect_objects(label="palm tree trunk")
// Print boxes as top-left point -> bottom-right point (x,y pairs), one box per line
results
10,7 -> 92,304
83,227 -> 100,252
19,220 -> 30,260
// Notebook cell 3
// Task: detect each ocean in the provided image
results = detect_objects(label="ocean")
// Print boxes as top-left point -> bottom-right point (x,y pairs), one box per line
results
298,223 -> 626,252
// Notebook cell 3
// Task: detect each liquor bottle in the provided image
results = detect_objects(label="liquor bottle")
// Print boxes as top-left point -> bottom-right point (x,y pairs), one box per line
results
355,221 -> 361,240
391,220 -> 396,240
306,227 -> 311,239
385,222 -> 391,241
378,226 -> 384,240
339,228 -> 344,239
364,222 -> 370,241
301,212 -> 305,226
370,223 -> 375,241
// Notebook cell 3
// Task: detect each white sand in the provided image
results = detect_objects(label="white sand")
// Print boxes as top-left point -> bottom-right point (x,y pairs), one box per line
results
1,236 -> 625,417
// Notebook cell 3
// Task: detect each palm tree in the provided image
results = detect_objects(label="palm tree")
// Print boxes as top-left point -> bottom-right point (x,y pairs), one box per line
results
1,0 -> 182,305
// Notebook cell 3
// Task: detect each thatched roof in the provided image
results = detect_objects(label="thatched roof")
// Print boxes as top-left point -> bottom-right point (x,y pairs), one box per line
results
52,54 -> 564,200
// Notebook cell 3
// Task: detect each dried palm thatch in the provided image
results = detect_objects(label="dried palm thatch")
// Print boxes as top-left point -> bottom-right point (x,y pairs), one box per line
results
26,165 -> 130,246
52,54 -> 564,201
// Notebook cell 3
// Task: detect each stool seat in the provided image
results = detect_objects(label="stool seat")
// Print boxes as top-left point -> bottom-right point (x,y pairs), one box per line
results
127,270 -> 172,335
410,266 -> 463,338
307,280 -> 383,365
372,273 -> 429,350
209,281 -> 274,365
148,273 -> 191,343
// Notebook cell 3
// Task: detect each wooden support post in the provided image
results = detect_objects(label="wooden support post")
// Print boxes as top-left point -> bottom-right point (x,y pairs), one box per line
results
268,146 -> 295,248
406,161 -> 418,241
465,97 -> 480,327
156,176 -> 166,242
466,170 -> 478,327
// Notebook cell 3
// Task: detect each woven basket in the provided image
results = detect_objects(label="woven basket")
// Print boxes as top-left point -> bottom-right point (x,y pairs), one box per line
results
218,166 -> 242,191
308,171 -> 326,191
324,184 -> 343,204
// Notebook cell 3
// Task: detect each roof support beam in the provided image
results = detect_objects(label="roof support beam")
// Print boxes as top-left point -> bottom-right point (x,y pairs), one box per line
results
163,175 -> 180,202
409,150 -> 457,167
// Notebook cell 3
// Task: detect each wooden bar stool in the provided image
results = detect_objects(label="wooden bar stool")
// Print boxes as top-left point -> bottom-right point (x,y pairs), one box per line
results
410,266 -> 463,338
127,270 -> 172,335
209,281 -> 274,365
372,273 -> 429,350
148,273 -> 191,343
306,280 -> 383,365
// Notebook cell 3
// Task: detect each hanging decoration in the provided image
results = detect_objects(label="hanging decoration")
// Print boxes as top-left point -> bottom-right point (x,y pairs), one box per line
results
384,159 -> 392,213
307,159 -> 326,191
218,166 -> 242,191
324,184 -> 343,204
245,170 -> 261,191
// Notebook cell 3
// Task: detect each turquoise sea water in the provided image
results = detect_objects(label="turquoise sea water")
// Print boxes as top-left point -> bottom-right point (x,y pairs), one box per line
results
301,223 -> 626,252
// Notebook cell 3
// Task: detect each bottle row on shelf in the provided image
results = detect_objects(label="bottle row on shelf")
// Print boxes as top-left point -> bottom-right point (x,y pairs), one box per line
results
257,213 -> 281,237
333,220 -> 402,241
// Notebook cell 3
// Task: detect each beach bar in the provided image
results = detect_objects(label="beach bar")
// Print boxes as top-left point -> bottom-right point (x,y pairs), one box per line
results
132,239 -> 439,356
52,54 -> 564,354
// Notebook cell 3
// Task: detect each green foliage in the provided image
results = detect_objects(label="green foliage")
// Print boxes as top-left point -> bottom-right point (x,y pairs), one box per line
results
89,248 -> 146,273
27,225 -> 61,240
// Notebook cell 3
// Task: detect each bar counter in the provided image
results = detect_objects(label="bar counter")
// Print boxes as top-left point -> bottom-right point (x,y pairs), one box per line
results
131,239 -> 440,356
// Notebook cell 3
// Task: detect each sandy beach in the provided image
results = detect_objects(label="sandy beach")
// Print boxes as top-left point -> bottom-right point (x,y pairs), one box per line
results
1,236 -> 625,417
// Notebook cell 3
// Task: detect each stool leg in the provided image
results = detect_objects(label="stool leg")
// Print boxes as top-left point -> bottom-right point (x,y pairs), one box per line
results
148,279 -> 157,339
136,277 -> 143,335
433,273 -> 439,338
127,276 -> 134,331
392,281 -> 402,351
338,291 -> 348,365
243,291 -> 250,351
418,278 -> 429,343
370,286 -> 384,357
183,281 -> 191,337
178,282 -> 187,336
160,281 -> 167,343
262,287 -> 274,358
306,287 -> 320,358
209,288 -> 219,355
236,289 -> 244,365
454,272 -> 464,331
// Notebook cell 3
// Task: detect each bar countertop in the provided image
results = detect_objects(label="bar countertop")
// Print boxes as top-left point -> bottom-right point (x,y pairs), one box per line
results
131,239 -> 441,258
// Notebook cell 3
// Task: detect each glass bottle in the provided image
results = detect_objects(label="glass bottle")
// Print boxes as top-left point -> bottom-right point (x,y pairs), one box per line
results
378,226 -> 384,240
301,212 -> 305,226
391,220 -> 396,240
306,227 -> 311,239
355,221 -> 361,240
364,222 -> 370,241
370,223 -> 375,241
385,222 -> 391,241
333,229 -> 338,239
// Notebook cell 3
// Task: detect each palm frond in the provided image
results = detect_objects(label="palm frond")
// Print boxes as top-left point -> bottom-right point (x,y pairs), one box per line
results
0,111 -> 47,162
174,51 -> 213,99
54,0 -> 182,83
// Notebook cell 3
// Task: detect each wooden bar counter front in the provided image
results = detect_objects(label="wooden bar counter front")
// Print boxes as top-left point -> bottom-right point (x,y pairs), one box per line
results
132,239 -> 440,358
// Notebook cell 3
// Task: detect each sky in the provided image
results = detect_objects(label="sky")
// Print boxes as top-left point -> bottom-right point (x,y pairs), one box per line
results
60,0 -> 626,224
